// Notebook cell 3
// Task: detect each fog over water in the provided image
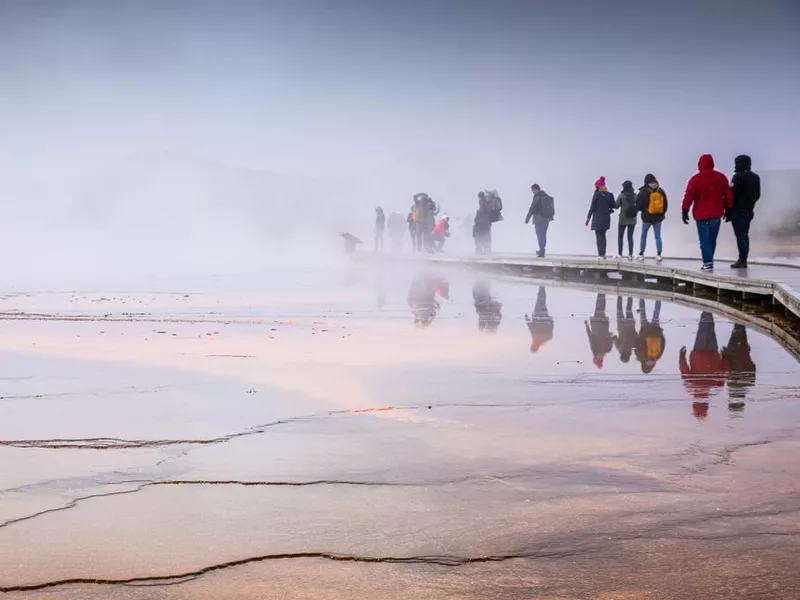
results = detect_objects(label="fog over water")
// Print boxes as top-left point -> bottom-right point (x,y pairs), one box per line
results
1,0 -> 798,289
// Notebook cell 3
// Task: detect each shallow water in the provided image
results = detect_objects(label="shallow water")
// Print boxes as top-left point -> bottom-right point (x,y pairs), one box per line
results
1,262 -> 798,599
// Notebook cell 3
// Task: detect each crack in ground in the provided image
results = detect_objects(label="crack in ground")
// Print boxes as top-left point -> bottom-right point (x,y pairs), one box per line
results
0,484 -> 149,531
0,548 -> 583,592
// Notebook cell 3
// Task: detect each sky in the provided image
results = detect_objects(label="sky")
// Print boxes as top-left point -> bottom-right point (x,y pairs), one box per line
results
0,0 -> 798,280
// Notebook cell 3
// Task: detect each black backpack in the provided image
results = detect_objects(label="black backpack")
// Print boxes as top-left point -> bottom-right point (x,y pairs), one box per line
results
624,193 -> 638,219
539,194 -> 555,219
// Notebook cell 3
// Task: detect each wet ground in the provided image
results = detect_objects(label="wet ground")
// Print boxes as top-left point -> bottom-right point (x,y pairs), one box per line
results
1,261 -> 799,599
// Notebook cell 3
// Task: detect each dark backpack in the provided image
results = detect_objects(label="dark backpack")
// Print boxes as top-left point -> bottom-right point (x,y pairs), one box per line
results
539,194 -> 555,219
484,190 -> 503,222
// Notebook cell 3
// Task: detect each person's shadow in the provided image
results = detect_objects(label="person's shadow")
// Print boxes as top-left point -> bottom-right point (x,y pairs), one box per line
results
525,286 -> 554,352
473,279 -> 503,332
585,293 -> 615,369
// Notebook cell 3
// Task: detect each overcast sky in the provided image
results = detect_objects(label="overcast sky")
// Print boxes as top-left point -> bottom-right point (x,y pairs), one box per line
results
1,0 -> 798,185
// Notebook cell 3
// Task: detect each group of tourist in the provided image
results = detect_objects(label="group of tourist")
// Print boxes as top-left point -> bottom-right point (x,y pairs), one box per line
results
371,153 -> 761,270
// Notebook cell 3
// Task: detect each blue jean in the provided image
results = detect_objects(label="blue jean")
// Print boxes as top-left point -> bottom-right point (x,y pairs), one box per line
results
730,211 -> 753,262
696,218 -> 721,265
534,221 -> 549,252
639,221 -> 662,255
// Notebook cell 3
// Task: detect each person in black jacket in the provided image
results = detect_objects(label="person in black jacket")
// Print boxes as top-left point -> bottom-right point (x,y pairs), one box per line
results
585,177 -> 616,259
585,293 -> 615,368
525,184 -> 555,257
635,173 -> 668,261
727,155 -> 761,269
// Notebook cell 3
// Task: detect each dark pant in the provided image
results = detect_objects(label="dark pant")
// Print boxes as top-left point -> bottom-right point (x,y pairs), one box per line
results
695,311 -> 718,352
595,230 -> 608,257
696,219 -> 721,266
618,224 -> 635,256
730,211 -> 753,262
534,221 -> 549,253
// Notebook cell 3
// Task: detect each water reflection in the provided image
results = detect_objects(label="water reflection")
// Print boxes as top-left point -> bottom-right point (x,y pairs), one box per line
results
585,293 -> 614,369
473,279 -> 503,332
680,312 -> 729,419
408,274 -> 449,327
722,324 -> 757,412
635,299 -> 665,374
525,286 -> 554,352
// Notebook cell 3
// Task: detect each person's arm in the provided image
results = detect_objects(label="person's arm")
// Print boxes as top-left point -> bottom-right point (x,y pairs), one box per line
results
682,176 -> 696,213
525,199 -> 536,224
679,346 -> 690,375
662,189 -> 668,214
616,193 -> 623,209
586,193 -> 598,223
754,173 -> 761,205
721,174 -> 733,210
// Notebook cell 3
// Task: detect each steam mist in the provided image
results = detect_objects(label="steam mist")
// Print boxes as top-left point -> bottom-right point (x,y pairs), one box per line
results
1,0 -> 798,290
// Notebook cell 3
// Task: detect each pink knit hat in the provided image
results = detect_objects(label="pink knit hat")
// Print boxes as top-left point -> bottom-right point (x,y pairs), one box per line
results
594,176 -> 606,189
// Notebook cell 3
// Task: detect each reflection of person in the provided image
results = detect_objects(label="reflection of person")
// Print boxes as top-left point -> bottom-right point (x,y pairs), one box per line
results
525,286 -> 554,352
721,324 -> 756,412
473,279 -> 502,332
614,296 -> 638,363
585,293 -> 615,368
408,275 -> 441,327
679,312 -> 730,419
634,299 -> 665,374
374,207 -> 386,252
473,193 -> 493,254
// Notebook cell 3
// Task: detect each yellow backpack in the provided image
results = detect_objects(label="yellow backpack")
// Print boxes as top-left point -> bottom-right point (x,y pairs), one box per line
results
647,189 -> 665,215
645,335 -> 662,359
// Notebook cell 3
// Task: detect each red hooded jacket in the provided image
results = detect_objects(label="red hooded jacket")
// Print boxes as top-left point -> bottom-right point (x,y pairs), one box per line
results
682,154 -> 733,221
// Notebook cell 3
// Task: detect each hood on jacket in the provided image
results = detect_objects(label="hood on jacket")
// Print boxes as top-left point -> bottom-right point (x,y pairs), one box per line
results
734,154 -> 752,173
644,173 -> 658,187
622,180 -> 634,193
698,154 -> 715,171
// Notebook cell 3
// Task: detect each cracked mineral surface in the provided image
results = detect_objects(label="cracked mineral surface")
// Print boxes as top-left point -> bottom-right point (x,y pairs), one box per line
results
1,265 -> 798,599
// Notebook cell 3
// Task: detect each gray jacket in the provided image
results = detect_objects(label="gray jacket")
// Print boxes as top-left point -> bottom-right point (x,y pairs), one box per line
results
525,190 -> 554,225
616,191 -> 638,226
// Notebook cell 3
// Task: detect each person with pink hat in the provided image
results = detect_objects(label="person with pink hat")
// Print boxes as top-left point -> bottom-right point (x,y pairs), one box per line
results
585,176 -> 617,259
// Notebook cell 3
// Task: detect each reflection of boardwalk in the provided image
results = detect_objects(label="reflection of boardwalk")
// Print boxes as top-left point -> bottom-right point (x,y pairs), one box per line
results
431,254 -> 800,320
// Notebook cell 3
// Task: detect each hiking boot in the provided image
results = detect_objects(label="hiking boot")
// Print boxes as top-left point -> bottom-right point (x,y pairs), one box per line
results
701,263 -> 714,272
536,250 -> 545,258
656,254 -> 663,262
730,261 -> 747,269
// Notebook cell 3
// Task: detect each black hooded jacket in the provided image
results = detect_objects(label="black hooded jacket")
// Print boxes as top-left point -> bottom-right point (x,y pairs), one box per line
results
731,155 -> 761,214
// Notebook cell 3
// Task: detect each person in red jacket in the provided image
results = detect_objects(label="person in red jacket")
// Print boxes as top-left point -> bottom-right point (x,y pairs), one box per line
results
681,154 -> 733,271
679,311 -> 730,419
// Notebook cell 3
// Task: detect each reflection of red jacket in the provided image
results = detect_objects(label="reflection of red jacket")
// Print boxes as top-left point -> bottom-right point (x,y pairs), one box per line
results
680,350 -> 729,399
682,154 -> 733,221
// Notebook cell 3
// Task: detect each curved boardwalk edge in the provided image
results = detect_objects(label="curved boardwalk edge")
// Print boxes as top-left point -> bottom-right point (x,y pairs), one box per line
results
429,254 -> 800,362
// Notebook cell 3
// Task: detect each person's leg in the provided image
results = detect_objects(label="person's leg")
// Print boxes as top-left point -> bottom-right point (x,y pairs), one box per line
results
541,221 -> 549,253
534,222 -> 544,253
696,220 -> 712,265
626,224 -> 635,256
535,286 -> 547,315
639,222 -> 651,255
742,213 -> 752,261
653,222 -> 663,255
617,225 -> 624,256
731,213 -> 746,262
696,311 -> 718,351
652,300 -> 661,325
708,218 -> 721,263
595,293 -> 606,318
595,230 -> 603,256
626,296 -> 634,319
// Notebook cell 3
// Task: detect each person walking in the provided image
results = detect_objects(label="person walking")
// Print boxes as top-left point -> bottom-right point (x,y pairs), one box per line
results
374,206 -> 386,252
524,184 -> 555,257
681,154 -> 733,271
727,154 -> 761,269
585,177 -> 616,259
635,174 -> 667,261
615,180 -> 638,259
